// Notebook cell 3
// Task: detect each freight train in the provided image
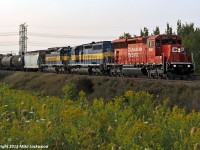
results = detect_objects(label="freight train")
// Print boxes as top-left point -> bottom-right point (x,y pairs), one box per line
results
0,34 -> 194,79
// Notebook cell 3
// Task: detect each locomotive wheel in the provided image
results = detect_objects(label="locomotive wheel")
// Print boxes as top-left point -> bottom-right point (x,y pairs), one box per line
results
166,72 -> 174,80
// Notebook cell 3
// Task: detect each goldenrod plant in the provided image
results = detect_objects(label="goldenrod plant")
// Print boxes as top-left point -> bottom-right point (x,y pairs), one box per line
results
0,83 -> 199,149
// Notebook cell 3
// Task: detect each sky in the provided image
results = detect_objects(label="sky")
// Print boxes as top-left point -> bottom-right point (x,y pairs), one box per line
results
0,0 -> 200,53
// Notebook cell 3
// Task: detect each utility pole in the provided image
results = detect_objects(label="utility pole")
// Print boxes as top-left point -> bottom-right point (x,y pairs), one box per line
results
19,23 -> 28,55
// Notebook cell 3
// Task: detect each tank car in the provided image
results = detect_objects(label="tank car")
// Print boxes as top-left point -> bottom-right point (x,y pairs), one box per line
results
11,55 -> 24,70
0,54 -> 4,69
1,54 -> 13,70
112,34 -> 194,79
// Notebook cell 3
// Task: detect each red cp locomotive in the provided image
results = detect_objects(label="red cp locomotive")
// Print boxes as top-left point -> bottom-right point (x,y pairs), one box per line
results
112,34 -> 194,79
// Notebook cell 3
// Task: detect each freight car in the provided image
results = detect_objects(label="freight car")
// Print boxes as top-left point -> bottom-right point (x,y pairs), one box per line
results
1,54 -> 13,70
11,55 -> 24,70
112,34 -> 194,79
0,54 -> 5,69
24,50 -> 45,71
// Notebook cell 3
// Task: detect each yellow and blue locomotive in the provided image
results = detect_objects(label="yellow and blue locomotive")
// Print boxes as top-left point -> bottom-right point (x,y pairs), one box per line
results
42,47 -> 71,73
69,41 -> 114,74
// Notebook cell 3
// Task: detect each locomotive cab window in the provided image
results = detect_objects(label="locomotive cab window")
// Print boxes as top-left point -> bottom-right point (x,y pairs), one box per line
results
60,48 -> 71,56
177,40 -> 182,44
66,50 -> 71,56
162,39 -> 177,45
171,40 -> 177,44
149,41 -> 154,48
156,40 -> 160,47
93,45 -> 103,50
84,45 -> 92,50
162,39 -> 169,45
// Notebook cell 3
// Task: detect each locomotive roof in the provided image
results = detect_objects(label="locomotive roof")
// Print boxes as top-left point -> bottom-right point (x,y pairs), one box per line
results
113,34 -> 181,43
83,41 -> 111,45
112,36 -> 146,43
112,38 -> 127,43
148,34 -> 181,40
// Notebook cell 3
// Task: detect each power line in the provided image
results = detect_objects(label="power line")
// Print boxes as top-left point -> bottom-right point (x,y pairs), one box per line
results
0,41 -> 76,46
0,44 -> 18,46
28,32 -> 117,39
0,32 -> 18,36
0,32 -> 117,38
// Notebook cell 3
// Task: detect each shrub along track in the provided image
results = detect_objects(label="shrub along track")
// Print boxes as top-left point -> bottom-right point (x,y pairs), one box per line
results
0,70 -> 200,112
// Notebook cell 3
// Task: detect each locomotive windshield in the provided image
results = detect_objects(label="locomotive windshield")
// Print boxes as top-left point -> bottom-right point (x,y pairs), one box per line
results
57,47 -> 71,56
161,35 -> 182,45
162,39 -> 177,45
93,44 -> 103,50
104,42 -> 114,52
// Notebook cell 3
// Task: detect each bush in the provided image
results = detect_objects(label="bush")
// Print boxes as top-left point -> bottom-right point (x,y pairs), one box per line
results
62,83 -> 78,101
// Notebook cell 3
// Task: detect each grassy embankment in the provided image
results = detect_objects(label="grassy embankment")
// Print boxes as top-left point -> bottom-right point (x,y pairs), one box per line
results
0,71 -> 200,112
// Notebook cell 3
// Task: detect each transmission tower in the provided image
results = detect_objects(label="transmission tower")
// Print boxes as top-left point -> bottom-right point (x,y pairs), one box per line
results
19,23 -> 28,55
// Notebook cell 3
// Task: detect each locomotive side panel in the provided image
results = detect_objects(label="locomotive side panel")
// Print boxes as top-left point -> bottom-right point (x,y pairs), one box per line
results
113,39 -> 128,64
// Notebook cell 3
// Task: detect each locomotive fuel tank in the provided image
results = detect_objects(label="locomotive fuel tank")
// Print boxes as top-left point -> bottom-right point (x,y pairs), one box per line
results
122,65 -> 147,77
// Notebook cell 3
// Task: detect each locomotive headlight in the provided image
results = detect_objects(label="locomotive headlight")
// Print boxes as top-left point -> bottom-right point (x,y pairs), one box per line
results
173,65 -> 177,68
187,65 -> 191,68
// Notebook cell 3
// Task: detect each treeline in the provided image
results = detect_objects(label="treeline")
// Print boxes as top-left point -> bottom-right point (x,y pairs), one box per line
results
119,20 -> 200,73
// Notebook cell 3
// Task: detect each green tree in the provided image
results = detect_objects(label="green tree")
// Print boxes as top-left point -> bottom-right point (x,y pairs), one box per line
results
165,22 -> 173,35
177,21 -> 195,37
119,32 -> 132,39
184,30 -> 200,72
153,26 -> 160,35
177,20 -> 182,36
140,27 -> 149,36
176,20 -> 200,72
